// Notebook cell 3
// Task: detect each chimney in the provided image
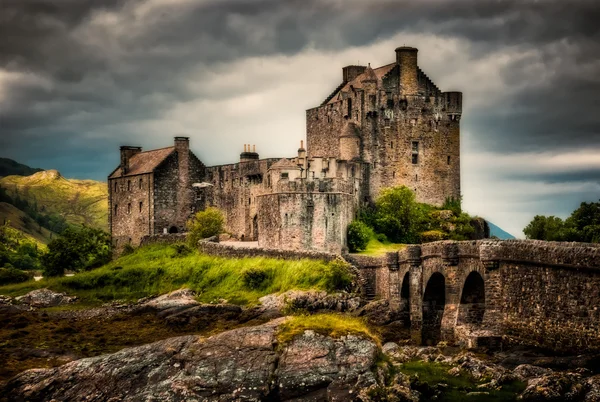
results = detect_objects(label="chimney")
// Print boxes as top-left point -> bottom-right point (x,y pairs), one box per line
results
174,136 -> 191,224
120,146 -> 142,175
395,46 -> 418,95
342,65 -> 367,82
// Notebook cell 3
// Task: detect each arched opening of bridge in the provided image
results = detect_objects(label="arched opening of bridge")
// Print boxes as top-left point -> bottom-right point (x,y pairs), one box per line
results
457,271 -> 485,327
422,272 -> 446,345
400,272 -> 410,327
168,226 -> 179,234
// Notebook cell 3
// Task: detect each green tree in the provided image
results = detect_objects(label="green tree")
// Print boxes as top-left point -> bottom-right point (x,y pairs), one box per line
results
186,207 -> 225,247
346,220 -> 373,252
42,226 -> 111,277
373,186 -> 425,243
523,215 -> 567,241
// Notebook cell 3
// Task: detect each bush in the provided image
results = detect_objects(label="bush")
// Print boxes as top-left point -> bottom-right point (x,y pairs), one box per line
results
347,220 -> 373,252
186,207 -> 225,247
0,267 -> 32,285
374,186 -> 425,244
374,233 -> 388,243
322,259 -> 354,292
420,230 -> 447,243
241,266 -> 270,290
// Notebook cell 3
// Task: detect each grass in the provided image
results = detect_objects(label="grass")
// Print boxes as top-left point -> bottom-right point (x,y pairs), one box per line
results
357,238 -> 406,256
277,313 -> 380,346
399,361 -> 526,402
0,244 -> 354,306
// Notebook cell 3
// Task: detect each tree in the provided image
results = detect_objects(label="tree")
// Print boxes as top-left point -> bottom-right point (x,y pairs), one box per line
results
347,220 -> 373,252
41,226 -> 111,277
186,207 -> 225,247
373,186 -> 425,243
523,215 -> 568,241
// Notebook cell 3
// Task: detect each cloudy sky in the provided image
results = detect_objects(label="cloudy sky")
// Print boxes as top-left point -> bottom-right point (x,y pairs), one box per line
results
1,0 -> 599,237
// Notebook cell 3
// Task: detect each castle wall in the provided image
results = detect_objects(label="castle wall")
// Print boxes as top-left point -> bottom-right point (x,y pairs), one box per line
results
350,240 -> 600,352
108,173 -> 152,249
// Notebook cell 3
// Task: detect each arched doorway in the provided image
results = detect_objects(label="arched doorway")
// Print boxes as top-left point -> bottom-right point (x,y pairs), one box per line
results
253,215 -> 259,241
400,272 -> 410,327
422,272 -> 446,345
457,271 -> 485,326
168,226 -> 179,234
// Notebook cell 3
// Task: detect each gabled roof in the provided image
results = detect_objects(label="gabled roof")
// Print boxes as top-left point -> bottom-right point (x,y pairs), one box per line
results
268,158 -> 298,171
325,62 -> 396,105
109,146 -> 175,179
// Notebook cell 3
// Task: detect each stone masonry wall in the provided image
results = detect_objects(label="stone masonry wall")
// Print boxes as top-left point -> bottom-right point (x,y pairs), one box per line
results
198,240 -> 339,262
351,240 -> 600,352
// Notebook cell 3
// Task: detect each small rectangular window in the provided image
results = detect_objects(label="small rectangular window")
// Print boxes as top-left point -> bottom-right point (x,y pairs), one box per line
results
127,203 -> 131,214
280,172 -> 289,179
127,180 -> 131,191
412,141 -> 419,164
384,118 -> 390,128
114,204 -> 118,216
447,156 -> 451,165
139,201 -> 143,212
114,182 -> 118,192
412,141 -> 419,153
412,154 -> 419,164
139,178 -> 143,189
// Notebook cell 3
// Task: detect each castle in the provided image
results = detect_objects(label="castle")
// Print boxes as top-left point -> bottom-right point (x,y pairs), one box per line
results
108,46 -> 461,253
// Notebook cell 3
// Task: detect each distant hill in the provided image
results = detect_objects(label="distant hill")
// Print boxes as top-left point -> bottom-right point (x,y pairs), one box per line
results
0,170 -> 108,232
0,202 -> 55,246
487,221 -> 516,240
0,158 -> 43,178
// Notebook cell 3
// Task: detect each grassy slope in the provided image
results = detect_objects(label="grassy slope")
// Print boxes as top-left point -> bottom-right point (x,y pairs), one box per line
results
357,238 -> 406,256
0,170 -> 108,231
0,244 -> 352,305
0,202 -> 54,246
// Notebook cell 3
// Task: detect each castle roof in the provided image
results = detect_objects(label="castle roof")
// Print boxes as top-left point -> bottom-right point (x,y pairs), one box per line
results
109,146 -> 175,179
325,62 -> 395,105
268,158 -> 298,171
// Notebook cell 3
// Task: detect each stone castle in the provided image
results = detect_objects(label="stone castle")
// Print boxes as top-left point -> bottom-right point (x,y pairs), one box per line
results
108,46 -> 462,253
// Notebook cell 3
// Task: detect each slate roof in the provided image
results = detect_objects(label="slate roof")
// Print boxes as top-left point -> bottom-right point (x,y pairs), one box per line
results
325,62 -> 396,105
109,146 -> 175,179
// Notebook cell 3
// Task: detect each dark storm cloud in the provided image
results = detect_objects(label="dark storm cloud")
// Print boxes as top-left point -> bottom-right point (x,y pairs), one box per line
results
1,0 -> 600,183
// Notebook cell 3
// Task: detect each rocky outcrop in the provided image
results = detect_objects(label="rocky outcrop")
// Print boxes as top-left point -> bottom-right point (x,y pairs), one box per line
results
2,318 -> 381,402
14,288 -> 76,308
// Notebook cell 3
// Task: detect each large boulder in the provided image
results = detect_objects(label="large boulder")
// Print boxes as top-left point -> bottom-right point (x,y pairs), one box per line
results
2,318 -> 382,401
519,372 -> 585,401
15,288 -> 76,308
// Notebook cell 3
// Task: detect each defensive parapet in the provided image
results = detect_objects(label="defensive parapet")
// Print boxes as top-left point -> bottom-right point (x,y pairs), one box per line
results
350,240 -> 600,352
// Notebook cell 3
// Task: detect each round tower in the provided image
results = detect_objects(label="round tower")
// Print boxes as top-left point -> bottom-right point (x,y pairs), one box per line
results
339,122 -> 360,161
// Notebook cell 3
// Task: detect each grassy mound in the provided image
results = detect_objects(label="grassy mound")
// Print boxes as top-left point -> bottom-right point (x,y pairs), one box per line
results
277,313 -> 380,345
0,244 -> 354,305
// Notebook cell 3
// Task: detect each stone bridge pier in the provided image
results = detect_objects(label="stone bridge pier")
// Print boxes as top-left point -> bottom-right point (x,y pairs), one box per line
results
348,240 -> 600,352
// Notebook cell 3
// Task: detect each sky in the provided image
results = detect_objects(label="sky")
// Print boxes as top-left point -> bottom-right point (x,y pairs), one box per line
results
1,0 -> 599,237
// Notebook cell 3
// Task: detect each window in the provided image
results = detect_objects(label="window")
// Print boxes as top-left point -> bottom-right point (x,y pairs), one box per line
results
127,203 -> 131,214
412,141 -> 419,164
390,141 -> 393,149
447,156 -> 451,165
114,182 -> 118,193
127,180 -> 131,191
393,171 -> 396,178
139,178 -> 143,189
347,98 -> 352,117
139,201 -> 143,213
280,172 -> 289,179
384,118 -> 390,128
369,95 -> 376,110
415,174 -> 418,181
114,204 -> 118,216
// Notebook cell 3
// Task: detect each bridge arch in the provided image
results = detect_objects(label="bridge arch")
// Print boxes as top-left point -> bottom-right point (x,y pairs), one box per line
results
400,271 -> 410,327
422,272 -> 446,345
457,271 -> 485,327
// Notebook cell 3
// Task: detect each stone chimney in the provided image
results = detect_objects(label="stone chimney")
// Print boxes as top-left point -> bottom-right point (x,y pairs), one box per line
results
174,136 -> 190,223
396,46 -> 418,96
120,146 -> 142,175
342,65 -> 367,82
240,143 -> 259,162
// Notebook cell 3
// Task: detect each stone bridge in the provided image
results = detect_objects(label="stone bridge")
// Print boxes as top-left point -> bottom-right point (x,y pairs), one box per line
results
348,240 -> 600,352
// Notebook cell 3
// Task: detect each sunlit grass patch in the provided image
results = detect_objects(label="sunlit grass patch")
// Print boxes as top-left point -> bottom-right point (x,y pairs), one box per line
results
357,238 -> 406,256
277,313 -> 380,346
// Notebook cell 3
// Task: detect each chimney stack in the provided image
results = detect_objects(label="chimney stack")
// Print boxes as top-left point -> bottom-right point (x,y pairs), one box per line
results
120,146 -> 142,175
395,46 -> 418,96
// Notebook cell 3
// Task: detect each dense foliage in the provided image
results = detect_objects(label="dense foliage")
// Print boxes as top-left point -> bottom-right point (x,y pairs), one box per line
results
524,200 -> 600,242
0,244 -> 355,305
350,187 -> 479,249
0,223 -> 43,271
186,207 -> 225,247
346,220 -> 373,252
41,226 -> 111,277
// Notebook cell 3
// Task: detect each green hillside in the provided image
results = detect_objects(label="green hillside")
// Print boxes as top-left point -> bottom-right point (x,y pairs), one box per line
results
0,170 -> 108,232
0,202 -> 54,246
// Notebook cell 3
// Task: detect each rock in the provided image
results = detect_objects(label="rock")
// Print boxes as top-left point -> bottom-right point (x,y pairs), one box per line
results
513,364 -> 553,381
355,299 -> 399,326
15,288 -> 76,308
163,303 -> 242,325
138,288 -> 199,312
2,317 -> 382,401
451,352 -> 505,381
584,375 -> 600,401
0,295 -> 31,313
520,372 -> 585,401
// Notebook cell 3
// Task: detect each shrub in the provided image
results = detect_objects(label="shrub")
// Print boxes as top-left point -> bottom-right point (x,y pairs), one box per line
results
420,230 -> 447,243
347,220 -> 373,252
374,233 -> 388,243
442,196 -> 462,215
374,186 -> 425,244
0,267 -> 32,285
322,259 -> 354,292
186,207 -> 225,247
241,266 -> 270,290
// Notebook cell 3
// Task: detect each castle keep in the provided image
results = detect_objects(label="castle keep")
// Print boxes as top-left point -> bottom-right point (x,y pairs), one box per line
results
108,46 -> 462,252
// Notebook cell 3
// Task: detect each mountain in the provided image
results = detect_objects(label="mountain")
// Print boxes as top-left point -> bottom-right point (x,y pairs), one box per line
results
0,170 -> 108,232
0,158 -> 43,178
487,221 -> 516,239
0,202 -> 55,245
